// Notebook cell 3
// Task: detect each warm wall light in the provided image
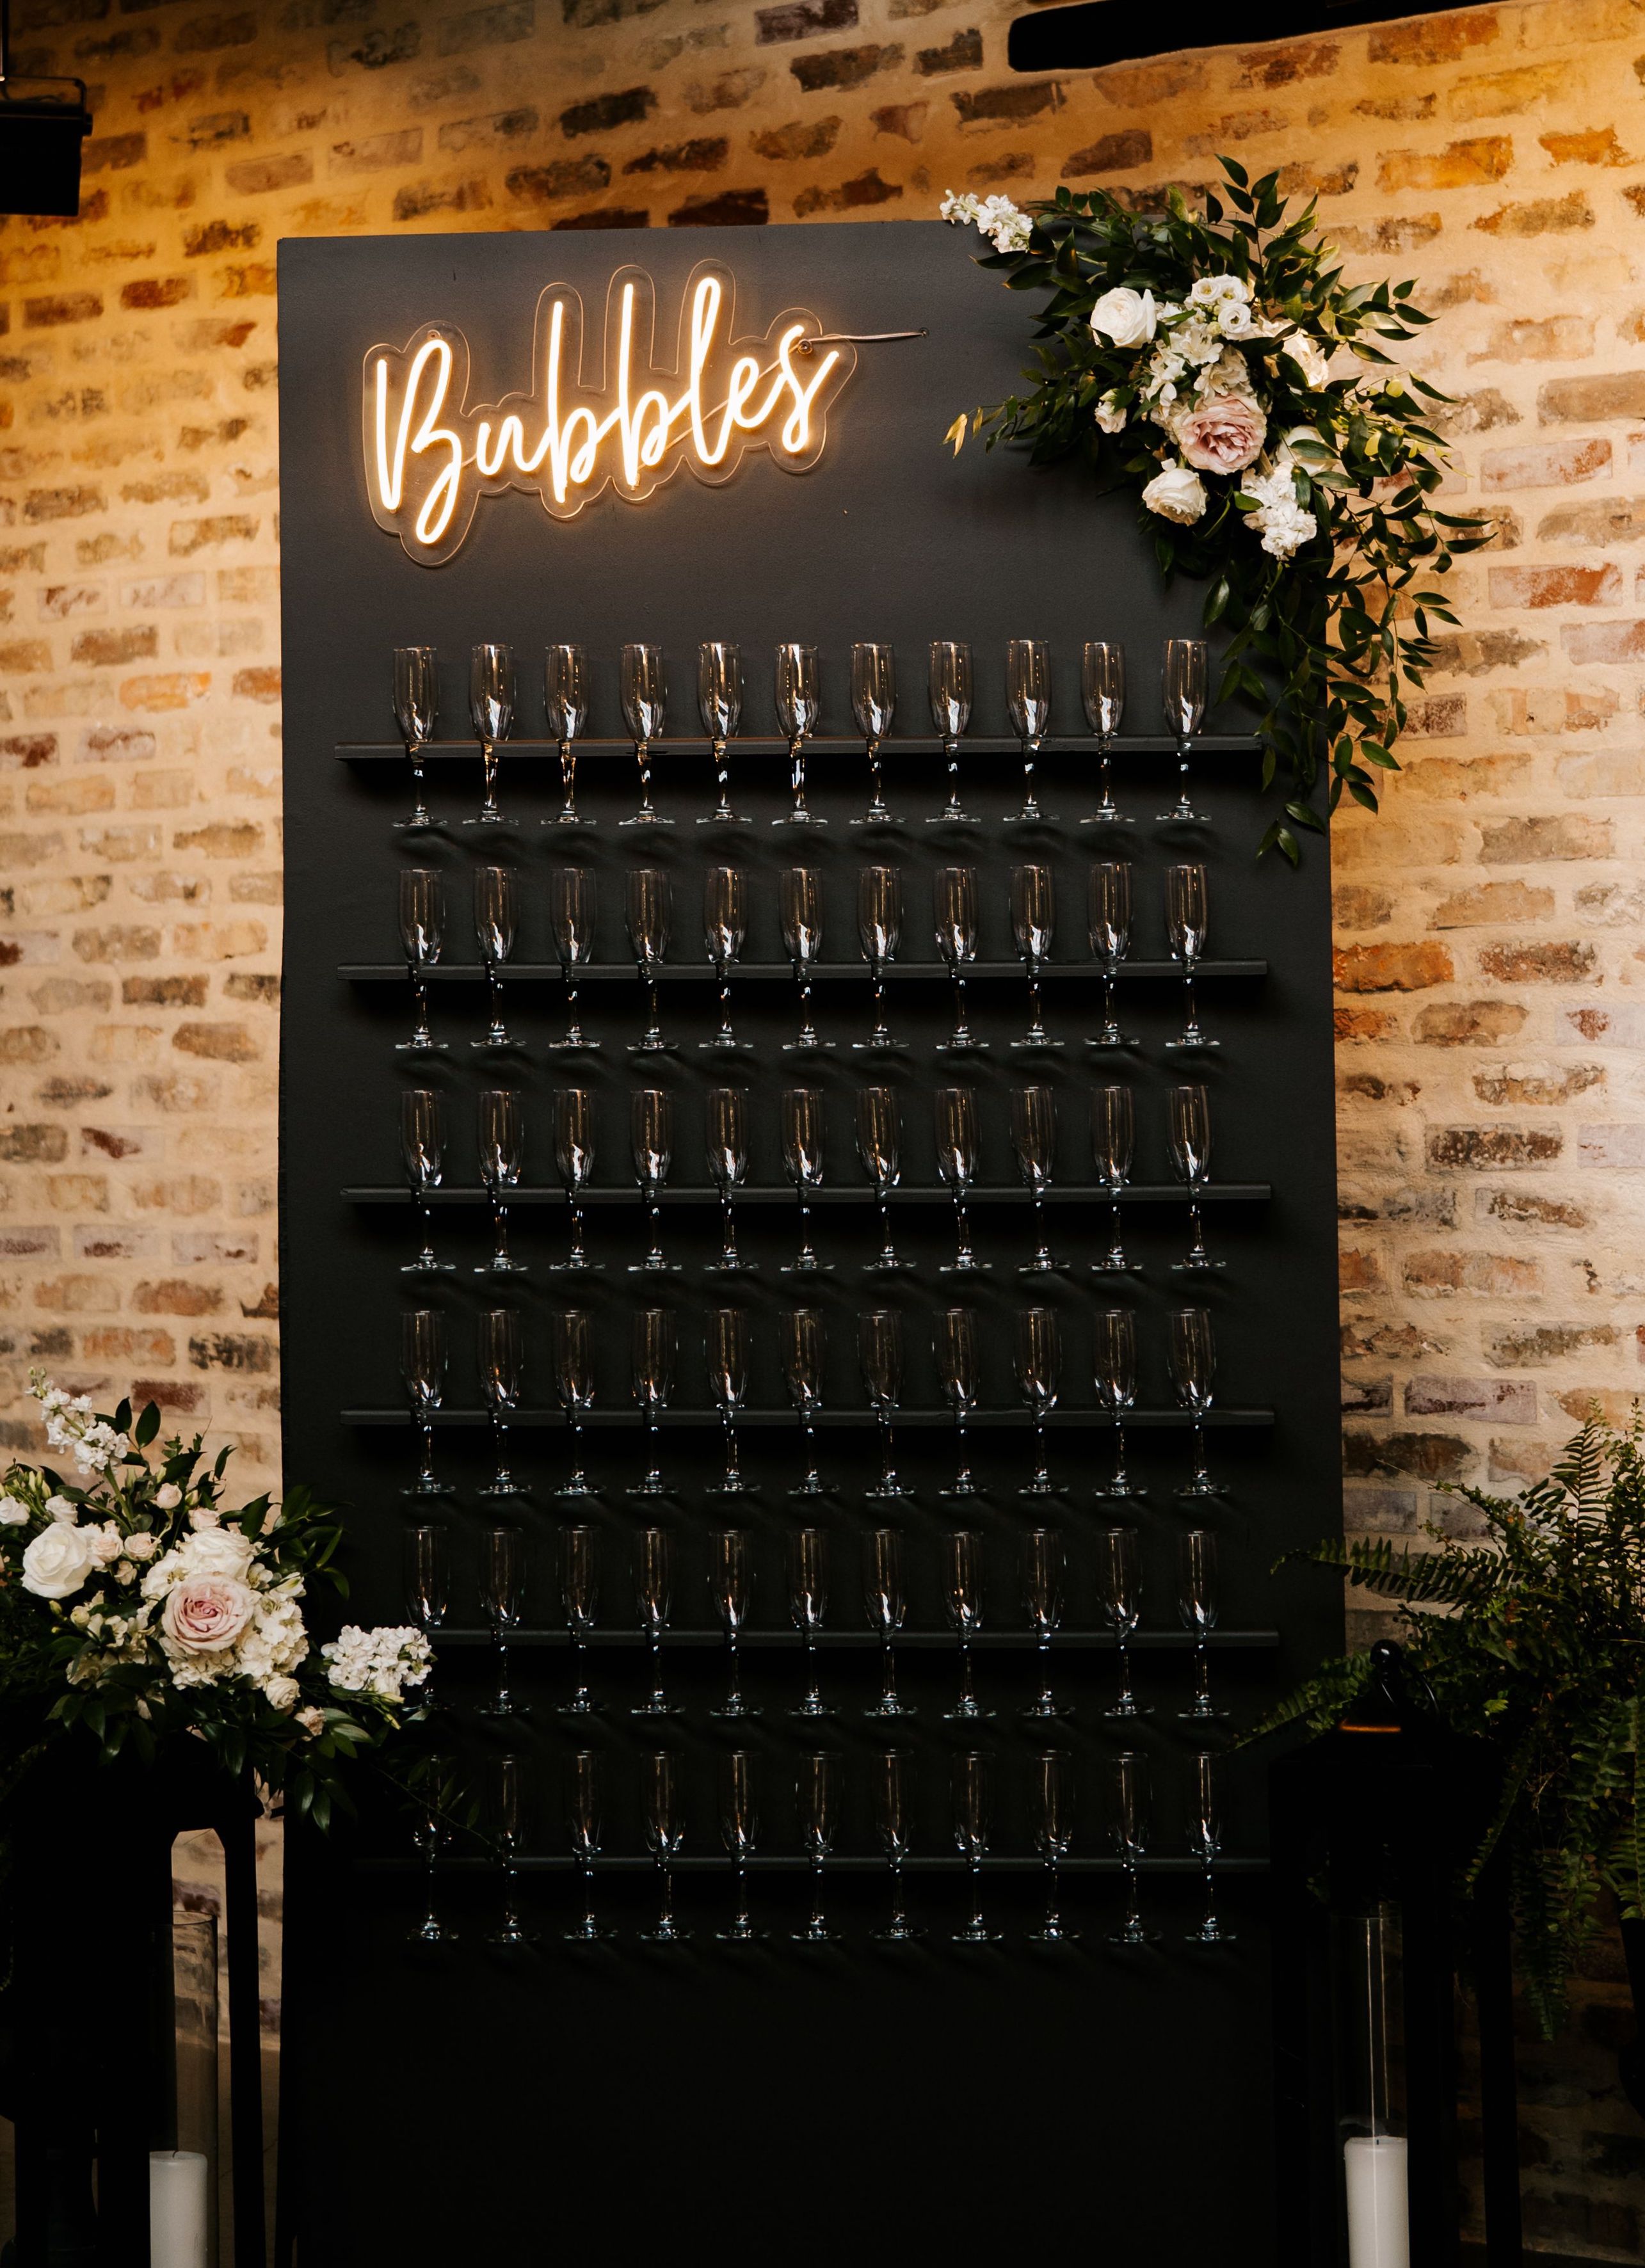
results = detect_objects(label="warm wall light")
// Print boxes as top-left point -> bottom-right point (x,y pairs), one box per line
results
363,261 -> 858,566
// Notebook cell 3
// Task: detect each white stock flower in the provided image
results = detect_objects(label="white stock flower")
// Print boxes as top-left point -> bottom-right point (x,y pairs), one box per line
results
1282,331 -> 1332,389
323,1624 -> 433,1705
0,1496 -> 28,1526
1141,462 -> 1209,525
940,189 -> 1032,253
1090,287 -> 1158,349
1095,390 -> 1128,435
22,1524 -> 99,1601
1242,459 -> 1319,560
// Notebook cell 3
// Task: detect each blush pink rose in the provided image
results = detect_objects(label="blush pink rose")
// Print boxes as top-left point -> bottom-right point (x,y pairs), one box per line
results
1175,393 -> 1266,476
162,1575 -> 255,1654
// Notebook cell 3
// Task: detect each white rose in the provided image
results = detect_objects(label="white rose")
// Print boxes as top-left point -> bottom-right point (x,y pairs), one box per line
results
22,1524 -> 99,1601
263,1673 -> 300,1713
45,1495 -> 78,1525
189,1503 -> 220,1529
1141,462 -> 1209,525
296,1705 -> 326,1737
125,1532 -> 157,1561
85,1523 -> 124,1567
0,1496 -> 28,1526
1090,287 -> 1158,349
155,1483 -> 182,1510
1282,332 -> 1331,390
181,1528 -> 255,1582
1095,390 -> 1128,435
161,1574 -> 255,1655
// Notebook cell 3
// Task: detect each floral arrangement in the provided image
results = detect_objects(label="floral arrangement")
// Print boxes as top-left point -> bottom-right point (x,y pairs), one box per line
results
0,1371 -> 429,1825
942,163 -> 1490,863
1264,1412 -> 1645,2036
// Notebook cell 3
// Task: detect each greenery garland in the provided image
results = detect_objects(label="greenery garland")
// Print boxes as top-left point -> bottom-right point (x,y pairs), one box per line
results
942,161 -> 1492,863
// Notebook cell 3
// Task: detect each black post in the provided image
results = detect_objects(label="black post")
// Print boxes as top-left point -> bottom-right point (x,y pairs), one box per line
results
223,1807 -> 268,2268
1472,1861 -> 1523,2265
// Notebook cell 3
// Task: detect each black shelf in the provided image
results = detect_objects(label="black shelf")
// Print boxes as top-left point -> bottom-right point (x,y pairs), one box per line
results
338,732 -> 1264,763
343,1407 -> 1273,1430
389,1853 -> 1267,1876
422,1627 -> 1278,1651
346,1183 -> 1271,1208
342,959 -> 1267,983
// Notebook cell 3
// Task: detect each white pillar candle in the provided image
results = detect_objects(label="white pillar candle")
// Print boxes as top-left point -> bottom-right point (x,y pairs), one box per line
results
150,2148 -> 209,2268
1344,2134 -> 1409,2268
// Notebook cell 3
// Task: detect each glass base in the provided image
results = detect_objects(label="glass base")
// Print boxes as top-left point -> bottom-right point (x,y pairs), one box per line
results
630,1700 -> 683,1718
792,1921 -> 840,1942
1018,1257 -> 1069,1276
865,1481 -> 917,1500
1164,1036 -> 1221,1053
544,813 -> 597,829
1094,1483 -> 1147,1501
1009,1037 -> 1065,1053
864,1697 -> 917,1720
627,1039 -> 678,1056
618,813 -> 675,828
477,1480 -> 530,1499
1021,1700 -> 1071,1721
627,1260 -> 684,1275
394,1039 -> 450,1055
401,1480 -> 455,1499
698,1037 -> 755,1053
1171,1257 -> 1226,1274
705,1259 -> 759,1275
940,1258 -> 992,1275
1002,810 -> 1057,828
696,813 -> 751,828
475,1259 -> 529,1276
409,1918 -> 456,1945
864,1256 -> 918,1275
925,812 -> 981,829
1176,1480 -> 1225,1501
952,1921 -> 1002,1943
943,1701 -> 997,1723
477,1701 -> 530,1721
1104,1698 -> 1153,1720
852,1038 -> 911,1056
772,811 -> 827,828
486,1921 -> 538,1947
554,1480 -> 601,1500
470,1035 -> 524,1055
1017,1481 -> 1062,1499
1086,1035 -> 1141,1052
639,1921 -> 692,1943
394,814 -> 440,835
1155,809 -> 1210,826
788,1478 -> 832,1499
708,1699 -> 762,1720
627,1479 -> 673,1499
461,811 -> 514,830
563,1921 -> 616,1941
936,1036 -> 990,1054
1080,811 -> 1135,827
708,1477 -> 761,1497
1108,1922 -> 1160,1946
782,1038 -> 837,1055
401,1259 -> 456,1276
872,1920 -> 924,1941
938,1480 -> 980,1499
1090,1258 -> 1138,1276
547,1259 -> 606,1275
1186,1921 -> 1235,1945
717,1921 -> 766,1942
546,1038 -> 602,1055
850,813 -> 903,829
556,1697 -> 603,1716
788,1698 -> 835,1720
1028,1922 -> 1080,1944
1178,1702 -> 1230,1723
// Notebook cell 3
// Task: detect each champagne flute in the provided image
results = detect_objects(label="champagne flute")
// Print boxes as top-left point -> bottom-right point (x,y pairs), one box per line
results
552,1309 -> 598,1499
1087,861 -> 1137,1051
1092,1085 -> 1136,1277
856,1085 -> 913,1274
477,1087 -> 526,1277
794,1752 -> 840,1942
936,1306 -> 979,1499
559,1524 -> 600,1717
1178,1527 -> 1226,1724
935,1086 -> 988,1275
404,1521 -> 448,1714
472,865 -> 518,1051
860,1308 -> 913,1500
477,1306 -> 526,1498
565,1750 -> 612,1942
874,1750 -> 920,1940
549,866 -> 598,1054
780,866 -> 831,1054
488,1753 -> 536,1947
400,1088 -> 454,1276
479,1522 -> 526,1720
642,1751 -> 689,1943
702,866 -> 750,1053
789,1525 -> 831,1720
708,1306 -> 756,1496
633,1525 -> 678,1716
1081,640 -> 1128,827
630,1088 -> 679,1275
863,1526 -> 913,1720
410,1752 -> 456,1944
1023,1527 -> 1066,1721
620,641 -> 670,826
1159,636 -> 1209,824
550,1087 -> 602,1276
1187,1751 -> 1234,1944
544,643 -> 591,828
1011,1084 -> 1064,1275
927,639 -> 977,826
1169,1083 -> 1222,1274
697,639 -> 749,827
466,641 -> 514,829
1171,1306 -> 1221,1499
1165,862 -> 1217,1052
773,641 -> 823,826
1109,1751 -> 1158,1945
705,1085 -> 755,1274
710,1527 -> 758,1720
934,865 -> 986,1053
392,644 -> 437,833
782,1307 -> 829,1499
1095,1307 -> 1143,1501
397,868 -> 446,1055
1009,863 -> 1060,1051
856,865 -> 907,1054
718,1752 -> 763,1942
1004,637 -> 1053,826
781,1085 -> 831,1275
850,640 -> 897,826
401,1307 -> 450,1497
952,1752 -> 999,1943
1029,1751 -> 1077,1944
943,1528 -> 991,1721
630,1307 -> 675,1497
1016,1306 -> 1061,1498
625,868 -> 673,1055
1098,1523 -> 1147,1720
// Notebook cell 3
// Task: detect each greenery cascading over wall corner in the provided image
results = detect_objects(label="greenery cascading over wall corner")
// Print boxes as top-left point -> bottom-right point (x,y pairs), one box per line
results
942,161 -> 1493,865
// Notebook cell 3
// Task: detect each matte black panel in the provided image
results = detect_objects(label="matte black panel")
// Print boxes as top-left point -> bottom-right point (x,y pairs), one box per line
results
277,220 -> 1340,2268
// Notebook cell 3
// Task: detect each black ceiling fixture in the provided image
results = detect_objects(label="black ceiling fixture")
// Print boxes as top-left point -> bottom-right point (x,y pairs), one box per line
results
1009,0 -> 1495,74
0,0 -> 93,219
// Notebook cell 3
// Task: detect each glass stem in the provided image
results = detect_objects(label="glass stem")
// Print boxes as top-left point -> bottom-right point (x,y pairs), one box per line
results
659,1861 -> 673,1934
1111,1419 -> 1130,1495
890,1856 -> 905,1931
409,970 -> 431,1048
648,1627 -> 665,1711
1176,734 -> 1192,817
491,1198 -> 510,1268
1097,738 -> 1115,819
716,968 -> 735,1044
943,737 -> 961,819
568,1198 -> 586,1268
810,1855 -> 824,1935
1196,1642 -> 1212,1714
1106,1197 -> 1126,1271
1126,1858 -> 1141,1935
1181,968 -> 1201,1044
582,1857 -> 597,1934
881,1634 -> 897,1711
1045,1857 -> 1059,1933
1187,1195 -> 1208,1266
950,970 -> 970,1046
1115,1634 -> 1134,1714
1038,1634 -> 1054,1713
481,738 -> 500,820
423,1841 -> 440,1933
1193,1421 -> 1210,1490
1026,965 -> 1046,1042
958,1636 -> 975,1712
493,1636 -> 510,1713
878,1192 -> 896,1268
407,747 -> 430,829
417,1419 -> 437,1490
572,1627 -> 589,1709
1020,739 -> 1037,817
636,741 -> 654,819
646,974 -> 663,1048
970,1853 -> 984,1935
789,736 -> 807,819
726,1634 -> 742,1712
559,740 -> 577,820
878,1410 -> 897,1492
712,737 -> 733,821
866,738 -> 886,819
486,965 -> 504,1045
953,1191 -> 974,1266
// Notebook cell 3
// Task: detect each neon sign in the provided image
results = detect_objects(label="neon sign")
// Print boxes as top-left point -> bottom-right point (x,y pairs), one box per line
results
362,260 -> 857,566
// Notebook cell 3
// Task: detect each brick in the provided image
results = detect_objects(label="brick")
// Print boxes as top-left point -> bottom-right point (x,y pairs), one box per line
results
1334,941 -> 1452,992
1403,1249 -> 1541,1297
118,673 -> 211,712
1478,939 -> 1596,983
1430,881 -> 1554,926
751,116 -> 841,159
668,188 -> 769,225
1486,1323 -> 1617,1367
1480,1188 -> 1587,1229
23,294 -> 103,330
623,138 -> 726,175
952,79 -> 1060,125
1542,125 -> 1632,165
793,168 -> 901,214
1577,1123 -> 1645,1168
1406,1375 -> 1536,1421
1480,437 -> 1610,489
1063,128 -> 1150,177
172,1021 -> 259,1062
1474,1062 -> 1603,1105
330,129 -> 422,172
1555,751 -> 1645,796
506,158 -> 611,203
81,134 -> 146,174
1376,137 -> 1510,193
914,29 -> 982,74
1427,1125 -> 1562,1168
1478,815 -> 1613,862
223,154 -> 312,194
438,2 -> 536,52
1343,1432 -> 1473,1481
188,1330 -> 273,1371
1488,564 -> 1618,608
1539,494 -> 1645,543
328,22 -> 422,70
1473,192 -> 1594,236
0,1124 -> 68,1163
1338,1248 -> 1384,1292
132,1277 -> 221,1316
755,0 -> 856,42
1539,373 -> 1645,422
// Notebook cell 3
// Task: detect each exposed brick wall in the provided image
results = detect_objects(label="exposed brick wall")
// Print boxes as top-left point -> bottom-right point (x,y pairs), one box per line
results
2,0 -> 1643,2249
